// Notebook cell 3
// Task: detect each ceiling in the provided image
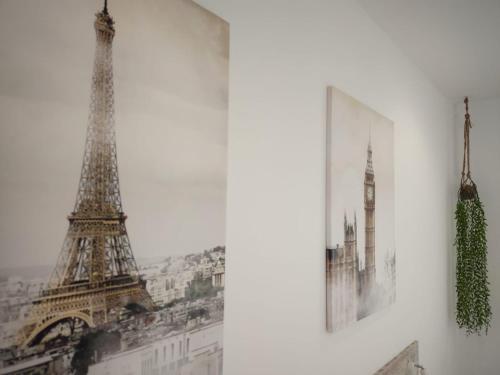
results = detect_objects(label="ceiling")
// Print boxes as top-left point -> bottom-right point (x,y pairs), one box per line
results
358,0 -> 500,101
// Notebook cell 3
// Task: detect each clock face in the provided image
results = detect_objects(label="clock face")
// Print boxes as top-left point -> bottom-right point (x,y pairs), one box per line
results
367,186 -> 374,200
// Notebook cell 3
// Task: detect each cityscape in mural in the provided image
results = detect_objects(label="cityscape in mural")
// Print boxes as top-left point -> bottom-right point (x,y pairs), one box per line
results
0,0 -> 228,374
326,87 -> 396,333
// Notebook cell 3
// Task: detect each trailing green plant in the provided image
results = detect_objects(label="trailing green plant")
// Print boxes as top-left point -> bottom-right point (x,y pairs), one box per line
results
455,97 -> 492,335
455,192 -> 490,334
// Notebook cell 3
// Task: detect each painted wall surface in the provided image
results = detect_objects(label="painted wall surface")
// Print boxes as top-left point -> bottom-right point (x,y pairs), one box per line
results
195,1 -> 456,374
454,97 -> 500,375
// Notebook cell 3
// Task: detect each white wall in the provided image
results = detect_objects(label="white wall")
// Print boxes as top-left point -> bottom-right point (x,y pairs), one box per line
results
195,1 -> 456,374
454,97 -> 500,375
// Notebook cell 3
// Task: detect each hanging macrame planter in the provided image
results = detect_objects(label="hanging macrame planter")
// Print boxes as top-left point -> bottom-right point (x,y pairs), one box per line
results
455,97 -> 492,335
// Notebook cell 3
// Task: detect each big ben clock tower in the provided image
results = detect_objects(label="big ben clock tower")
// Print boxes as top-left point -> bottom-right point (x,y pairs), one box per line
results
364,137 -> 376,290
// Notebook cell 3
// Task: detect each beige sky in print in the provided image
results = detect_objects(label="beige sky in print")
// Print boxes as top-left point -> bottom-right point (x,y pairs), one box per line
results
0,0 -> 229,268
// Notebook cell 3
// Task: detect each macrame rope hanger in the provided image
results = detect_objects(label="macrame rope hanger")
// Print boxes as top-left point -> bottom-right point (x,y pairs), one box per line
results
460,97 -> 477,199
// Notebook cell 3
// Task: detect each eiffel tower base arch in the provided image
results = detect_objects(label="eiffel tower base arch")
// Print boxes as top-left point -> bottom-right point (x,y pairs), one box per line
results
19,280 -> 153,348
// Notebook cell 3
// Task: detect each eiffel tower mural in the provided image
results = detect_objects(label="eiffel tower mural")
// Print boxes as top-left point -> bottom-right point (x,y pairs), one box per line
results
18,1 -> 154,347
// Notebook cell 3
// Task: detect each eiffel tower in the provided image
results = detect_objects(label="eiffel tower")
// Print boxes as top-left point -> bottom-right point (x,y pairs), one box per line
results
19,1 -> 153,347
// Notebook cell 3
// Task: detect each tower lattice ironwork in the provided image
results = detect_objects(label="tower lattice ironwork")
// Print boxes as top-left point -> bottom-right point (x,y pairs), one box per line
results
19,2 -> 153,347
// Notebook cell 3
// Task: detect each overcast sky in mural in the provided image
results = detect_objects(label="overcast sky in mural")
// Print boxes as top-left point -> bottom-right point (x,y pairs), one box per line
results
327,88 -> 395,280
0,0 -> 228,269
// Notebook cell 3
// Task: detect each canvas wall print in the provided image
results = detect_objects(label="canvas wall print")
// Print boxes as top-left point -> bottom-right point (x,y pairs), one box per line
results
375,342 -> 426,375
0,0 -> 228,374
326,87 -> 396,333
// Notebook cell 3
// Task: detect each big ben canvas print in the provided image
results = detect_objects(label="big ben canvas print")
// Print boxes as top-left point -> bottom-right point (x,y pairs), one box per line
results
326,87 -> 396,333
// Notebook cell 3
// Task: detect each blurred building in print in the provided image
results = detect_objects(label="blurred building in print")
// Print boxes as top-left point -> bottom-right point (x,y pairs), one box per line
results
88,321 -> 223,375
326,139 -> 395,332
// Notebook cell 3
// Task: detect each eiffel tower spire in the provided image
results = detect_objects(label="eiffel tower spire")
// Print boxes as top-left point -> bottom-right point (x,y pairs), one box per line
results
73,2 -> 118,218
19,4 -> 153,347
50,4 -> 130,288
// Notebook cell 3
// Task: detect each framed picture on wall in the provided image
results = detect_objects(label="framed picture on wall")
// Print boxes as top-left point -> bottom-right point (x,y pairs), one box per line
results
325,86 -> 396,333
0,0 -> 228,374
